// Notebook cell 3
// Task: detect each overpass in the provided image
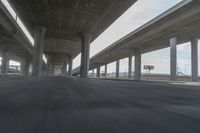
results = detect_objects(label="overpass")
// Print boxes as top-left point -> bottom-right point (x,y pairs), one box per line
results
0,0 -> 200,132
73,0 -> 200,82
0,0 -> 137,77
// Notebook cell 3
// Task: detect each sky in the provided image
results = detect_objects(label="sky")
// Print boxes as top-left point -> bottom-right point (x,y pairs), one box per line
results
73,0 -> 200,76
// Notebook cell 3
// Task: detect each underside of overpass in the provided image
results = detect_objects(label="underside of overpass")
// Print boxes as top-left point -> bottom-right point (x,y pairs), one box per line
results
0,0 -> 200,132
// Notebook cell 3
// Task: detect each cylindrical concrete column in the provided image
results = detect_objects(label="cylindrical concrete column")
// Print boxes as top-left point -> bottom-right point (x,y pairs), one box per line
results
32,26 -> 46,77
92,69 -> 95,77
62,61 -> 67,75
170,37 -> 177,81
80,33 -> 92,78
128,56 -> 132,79
21,59 -> 30,76
52,64 -> 55,75
116,60 -> 120,78
191,38 -> 198,82
47,59 -> 54,76
68,55 -> 73,77
97,66 -> 101,78
105,64 -> 107,78
1,50 -> 9,75
134,48 -> 141,80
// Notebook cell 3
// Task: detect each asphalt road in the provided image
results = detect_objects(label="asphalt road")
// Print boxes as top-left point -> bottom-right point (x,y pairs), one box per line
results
0,77 -> 199,133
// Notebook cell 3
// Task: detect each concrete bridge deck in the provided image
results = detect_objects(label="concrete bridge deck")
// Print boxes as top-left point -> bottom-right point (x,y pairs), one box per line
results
0,77 -> 200,133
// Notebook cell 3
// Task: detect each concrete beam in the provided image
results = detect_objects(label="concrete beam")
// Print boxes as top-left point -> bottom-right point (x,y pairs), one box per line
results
116,60 -> 120,78
0,2 -> 33,54
32,26 -> 46,77
170,37 -> 177,81
68,55 -> 73,77
80,33 -> 92,78
191,38 -> 198,82
134,48 -> 141,80
128,56 -> 132,79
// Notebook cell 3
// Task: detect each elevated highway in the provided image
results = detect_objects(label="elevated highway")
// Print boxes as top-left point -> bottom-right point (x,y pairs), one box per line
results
0,0 -> 137,76
73,0 -> 200,81
0,1 -> 200,132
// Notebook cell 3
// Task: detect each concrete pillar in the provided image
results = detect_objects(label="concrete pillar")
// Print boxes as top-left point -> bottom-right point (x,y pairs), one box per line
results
52,64 -> 55,75
47,59 -> 54,76
42,63 -> 46,76
105,64 -> 107,78
134,48 -> 141,80
62,62 -> 67,75
116,60 -> 120,78
1,50 -> 9,75
97,66 -> 101,78
21,59 -> 30,76
170,37 -> 177,81
68,55 -> 73,77
92,69 -> 95,77
32,26 -> 46,77
80,33 -> 92,78
128,56 -> 132,79
191,38 -> 198,82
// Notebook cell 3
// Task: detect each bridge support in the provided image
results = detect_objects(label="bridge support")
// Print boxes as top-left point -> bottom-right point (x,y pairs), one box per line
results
80,33 -> 92,78
128,56 -> 132,79
47,59 -> 54,76
62,61 -> 67,75
32,26 -> 46,77
116,60 -> 120,78
191,38 -> 198,82
97,66 -> 101,78
92,69 -> 95,77
1,50 -> 9,75
52,64 -> 55,76
134,48 -> 141,80
68,55 -> 73,77
21,59 -> 30,76
105,64 -> 107,78
170,37 -> 177,81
